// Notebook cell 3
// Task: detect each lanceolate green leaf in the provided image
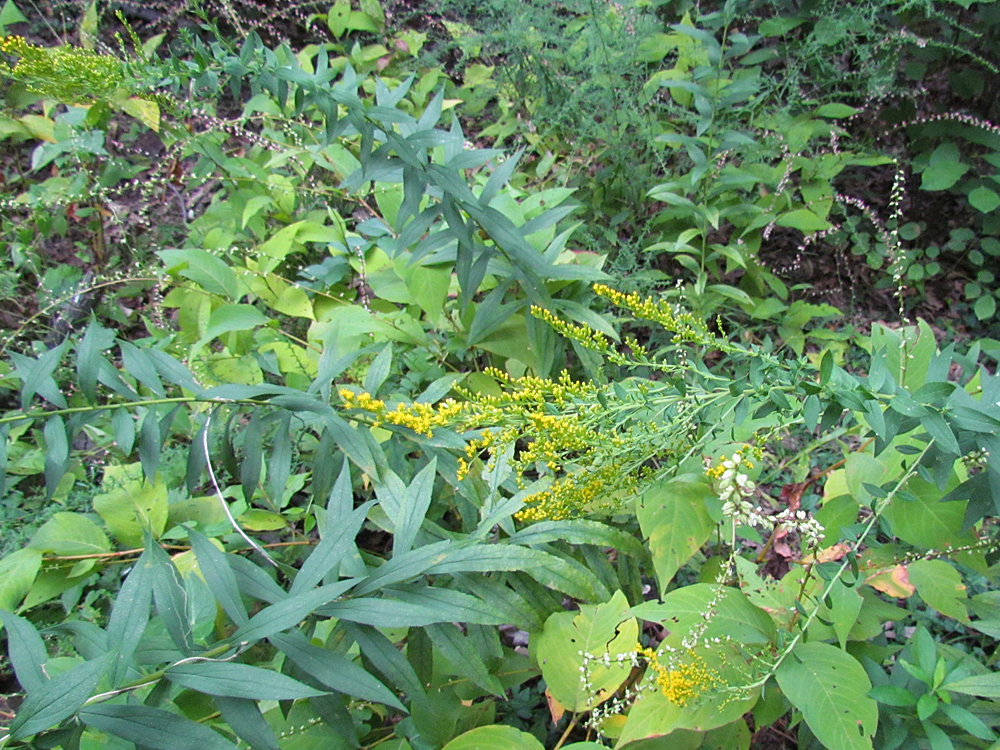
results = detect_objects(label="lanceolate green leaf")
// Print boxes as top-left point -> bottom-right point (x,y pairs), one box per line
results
343,623 -> 426,699
775,642 -> 878,750
270,631 -> 405,710
189,530 -> 248,626
106,548 -> 155,686
79,704 -> 239,750
290,500 -> 372,595
0,609 -> 48,694
165,661 -> 326,700
214,696 -> 281,750
425,622 -> 505,697
229,579 -> 357,644
9,653 -> 110,739
146,538 -> 196,654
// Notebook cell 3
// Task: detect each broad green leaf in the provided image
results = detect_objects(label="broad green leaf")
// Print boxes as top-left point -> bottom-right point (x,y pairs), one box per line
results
202,304 -> 270,342
0,609 -> 48,693
617,586 -> 775,745
0,0 -> 28,32
975,293 -> 997,321
28,512 -> 109,556
92,463 -> 169,547
921,143 -> 969,191
158,249 -> 240,301
969,186 -> 1000,213
0,547 -> 42,611
270,631 -> 405,710
80,704 -> 238,750
637,479 -> 714,588
775,642 -> 877,750
883,477 -> 976,552
426,622 -> 505,696
908,559 -> 969,622
10,654 -> 110,739
442,725 -> 544,750
76,319 -> 114,402
536,590 -> 637,712
166,661 -> 325,699
777,208 -> 831,233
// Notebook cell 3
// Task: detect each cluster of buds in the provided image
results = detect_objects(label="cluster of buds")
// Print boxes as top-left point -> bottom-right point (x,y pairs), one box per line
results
707,450 -> 824,548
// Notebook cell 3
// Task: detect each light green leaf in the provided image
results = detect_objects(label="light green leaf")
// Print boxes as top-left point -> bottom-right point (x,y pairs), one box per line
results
775,642 -> 877,750
777,208 -> 831,233
815,103 -> 859,118
28,512 -> 110,556
637,479 -> 714,588
442,725 -> 544,750
908,559 -> 968,622
944,672 -> 1000,698
158,249 -> 240,301
203,304 -> 270,341
92,464 -> 169,547
0,548 -> 42,611
969,186 -> 1000,213
975,294 -> 997,321
536,590 -> 637,712
0,0 -> 28,32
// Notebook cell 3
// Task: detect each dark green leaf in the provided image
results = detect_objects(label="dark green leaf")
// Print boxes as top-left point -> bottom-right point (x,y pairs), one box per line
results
106,549 -> 155,686
214,697 -> 280,750
230,579 -> 357,645
10,654 -> 110,739
166,661 -> 325,700
343,623 -> 425,699
426,623 -> 504,696
80,703 -> 238,750
0,609 -> 48,694
270,631 -> 405,710
189,530 -> 248,626
241,409 -> 263,505
291,500 -> 373,595
43,415 -> 68,499
146,539 -> 195,654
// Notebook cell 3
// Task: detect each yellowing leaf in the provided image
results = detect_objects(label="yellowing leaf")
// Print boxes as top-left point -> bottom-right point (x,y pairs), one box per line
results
92,463 -> 169,547
865,565 -> 915,598
118,97 -> 160,131
536,590 -> 637,712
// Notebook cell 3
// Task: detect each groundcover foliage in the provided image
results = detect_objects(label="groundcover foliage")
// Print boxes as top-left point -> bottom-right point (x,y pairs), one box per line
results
2,0 -> 1000,748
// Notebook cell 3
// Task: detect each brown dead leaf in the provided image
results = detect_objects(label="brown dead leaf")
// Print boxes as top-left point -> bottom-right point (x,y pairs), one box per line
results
545,688 -> 565,725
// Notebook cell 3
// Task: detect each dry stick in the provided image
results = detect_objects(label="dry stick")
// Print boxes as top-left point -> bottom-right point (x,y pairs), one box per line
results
42,540 -> 314,564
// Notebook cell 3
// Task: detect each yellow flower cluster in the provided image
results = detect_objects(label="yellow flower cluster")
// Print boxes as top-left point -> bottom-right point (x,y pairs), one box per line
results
529,306 -> 626,362
515,460 -> 639,522
338,389 -> 465,437
0,36 -> 124,103
475,367 -> 599,406
636,646 -> 720,707
593,284 -> 711,345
